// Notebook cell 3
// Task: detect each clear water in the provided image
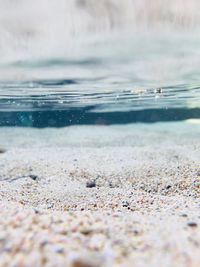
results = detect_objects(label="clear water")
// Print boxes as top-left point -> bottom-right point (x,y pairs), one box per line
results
0,0 -> 200,126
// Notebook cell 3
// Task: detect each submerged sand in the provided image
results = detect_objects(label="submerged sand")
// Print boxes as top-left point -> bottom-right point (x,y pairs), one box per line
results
0,121 -> 199,267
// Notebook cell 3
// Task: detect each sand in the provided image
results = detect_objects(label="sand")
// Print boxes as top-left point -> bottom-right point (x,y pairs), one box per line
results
0,121 -> 199,267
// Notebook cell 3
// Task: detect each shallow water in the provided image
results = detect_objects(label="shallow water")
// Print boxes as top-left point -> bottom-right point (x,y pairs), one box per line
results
0,1 -> 200,126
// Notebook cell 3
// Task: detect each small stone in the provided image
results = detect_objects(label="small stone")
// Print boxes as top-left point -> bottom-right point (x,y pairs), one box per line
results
180,213 -> 188,217
133,230 -> 140,235
47,203 -> 54,209
80,227 -> 93,235
166,185 -> 172,190
122,201 -> 130,207
109,182 -> 114,188
71,253 -> 103,267
29,174 -> 38,181
187,222 -> 198,228
86,180 -> 96,188
34,209 -> 40,214
71,260 -> 94,267
0,148 -> 6,153
53,245 -> 64,254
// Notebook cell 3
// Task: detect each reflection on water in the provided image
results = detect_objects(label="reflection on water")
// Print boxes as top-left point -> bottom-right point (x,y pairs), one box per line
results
0,1 -> 200,126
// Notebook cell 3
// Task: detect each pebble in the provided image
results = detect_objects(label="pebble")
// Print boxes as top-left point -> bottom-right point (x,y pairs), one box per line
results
86,181 -> 96,188
122,201 -> 129,208
80,227 -> 93,236
29,174 -> 38,181
47,203 -> 54,209
180,213 -> 188,218
165,185 -> 172,190
71,253 -> 104,267
34,208 -> 40,214
187,222 -> 198,228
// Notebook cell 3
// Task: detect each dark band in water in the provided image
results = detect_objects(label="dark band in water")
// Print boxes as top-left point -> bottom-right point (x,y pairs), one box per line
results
0,108 -> 199,127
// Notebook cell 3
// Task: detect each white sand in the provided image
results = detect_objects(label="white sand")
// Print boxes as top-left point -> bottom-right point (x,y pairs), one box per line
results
0,121 -> 199,267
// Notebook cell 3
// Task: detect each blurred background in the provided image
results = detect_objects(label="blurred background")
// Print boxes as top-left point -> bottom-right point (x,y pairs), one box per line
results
0,0 -> 200,126
1,0 -> 200,63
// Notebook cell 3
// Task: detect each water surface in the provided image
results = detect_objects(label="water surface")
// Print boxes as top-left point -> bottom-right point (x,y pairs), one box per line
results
0,1 -> 200,126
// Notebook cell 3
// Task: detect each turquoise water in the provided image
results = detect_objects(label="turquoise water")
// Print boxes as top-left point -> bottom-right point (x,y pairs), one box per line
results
0,1 -> 200,126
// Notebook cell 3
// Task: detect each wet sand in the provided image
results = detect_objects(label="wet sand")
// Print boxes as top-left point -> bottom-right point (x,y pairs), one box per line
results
0,121 -> 199,267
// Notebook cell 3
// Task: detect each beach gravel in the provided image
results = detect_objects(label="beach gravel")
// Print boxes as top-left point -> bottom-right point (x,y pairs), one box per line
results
0,122 -> 199,267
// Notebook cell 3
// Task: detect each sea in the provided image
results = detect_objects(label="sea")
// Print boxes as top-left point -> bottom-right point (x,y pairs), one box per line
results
0,0 -> 199,128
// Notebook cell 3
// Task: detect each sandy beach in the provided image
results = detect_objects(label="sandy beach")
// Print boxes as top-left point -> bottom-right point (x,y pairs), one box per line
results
0,121 -> 199,267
